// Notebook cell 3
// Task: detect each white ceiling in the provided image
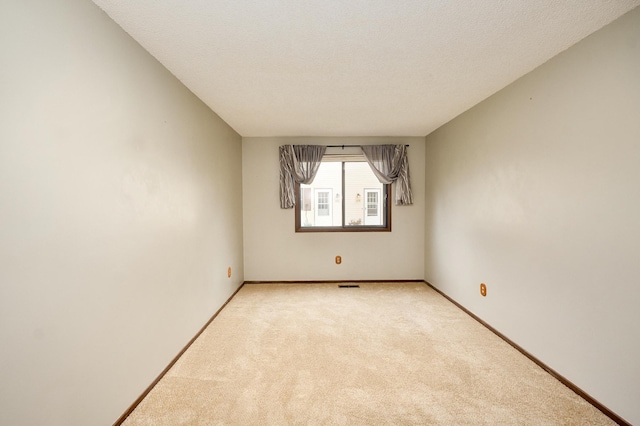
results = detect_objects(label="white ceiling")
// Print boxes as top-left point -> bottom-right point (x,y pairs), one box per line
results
91,1 -> 639,137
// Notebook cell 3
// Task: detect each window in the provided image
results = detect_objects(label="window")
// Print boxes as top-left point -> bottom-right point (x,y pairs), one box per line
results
295,156 -> 390,232
365,189 -> 380,218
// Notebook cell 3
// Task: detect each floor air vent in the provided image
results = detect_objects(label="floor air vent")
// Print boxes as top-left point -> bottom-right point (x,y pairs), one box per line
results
338,285 -> 360,288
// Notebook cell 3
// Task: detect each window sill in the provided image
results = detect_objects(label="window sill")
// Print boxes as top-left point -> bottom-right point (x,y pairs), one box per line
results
295,225 -> 391,233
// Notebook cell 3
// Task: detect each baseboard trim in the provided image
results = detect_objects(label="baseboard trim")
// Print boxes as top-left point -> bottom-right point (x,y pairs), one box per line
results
424,281 -> 630,426
243,279 -> 424,284
114,280 -> 628,425
112,283 -> 246,426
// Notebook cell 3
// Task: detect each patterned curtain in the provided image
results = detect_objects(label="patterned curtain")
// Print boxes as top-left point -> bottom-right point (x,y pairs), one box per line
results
361,144 -> 413,205
279,145 -> 327,208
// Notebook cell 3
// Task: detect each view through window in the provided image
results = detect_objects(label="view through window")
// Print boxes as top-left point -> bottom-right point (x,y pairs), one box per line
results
296,159 -> 390,232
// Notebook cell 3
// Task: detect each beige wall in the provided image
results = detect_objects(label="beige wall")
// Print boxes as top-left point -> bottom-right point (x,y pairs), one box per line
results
0,0 -> 243,425
424,7 -> 640,424
3,0 -> 637,423
243,137 -> 425,281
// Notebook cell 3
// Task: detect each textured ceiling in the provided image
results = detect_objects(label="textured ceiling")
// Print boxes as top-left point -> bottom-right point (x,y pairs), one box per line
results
91,1 -> 639,137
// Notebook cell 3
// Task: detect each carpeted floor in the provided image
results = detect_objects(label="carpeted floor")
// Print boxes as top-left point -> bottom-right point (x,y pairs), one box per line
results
122,282 -> 613,425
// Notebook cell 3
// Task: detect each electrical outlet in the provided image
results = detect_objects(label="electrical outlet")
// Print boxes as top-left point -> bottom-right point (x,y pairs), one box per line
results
480,283 -> 487,297
335,256 -> 342,264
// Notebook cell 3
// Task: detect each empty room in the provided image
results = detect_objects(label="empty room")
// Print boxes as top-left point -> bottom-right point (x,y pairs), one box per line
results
1,0 -> 639,425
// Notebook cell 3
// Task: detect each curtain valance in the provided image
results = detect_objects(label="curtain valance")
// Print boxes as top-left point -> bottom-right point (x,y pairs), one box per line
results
279,144 -> 412,208
279,145 -> 326,208
361,144 -> 413,205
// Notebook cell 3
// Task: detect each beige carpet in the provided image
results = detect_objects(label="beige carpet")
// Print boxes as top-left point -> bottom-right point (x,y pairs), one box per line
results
122,283 -> 613,425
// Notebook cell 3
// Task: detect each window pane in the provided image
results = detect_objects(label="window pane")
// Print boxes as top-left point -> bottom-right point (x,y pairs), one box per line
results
299,162 -> 341,227
296,160 -> 388,231
344,162 -> 384,227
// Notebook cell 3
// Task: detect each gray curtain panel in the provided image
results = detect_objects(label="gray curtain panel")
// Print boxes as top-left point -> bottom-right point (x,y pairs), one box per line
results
361,144 -> 413,205
279,145 -> 327,208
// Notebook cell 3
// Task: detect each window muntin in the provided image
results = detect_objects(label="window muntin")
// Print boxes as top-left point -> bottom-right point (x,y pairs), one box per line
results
367,192 -> 378,216
316,191 -> 330,216
365,189 -> 381,225
296,159 -> 390,232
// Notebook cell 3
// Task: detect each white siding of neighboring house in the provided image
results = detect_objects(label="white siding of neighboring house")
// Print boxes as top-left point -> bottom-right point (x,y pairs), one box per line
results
301,161 -> 382,226
345,162 -> 383,225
